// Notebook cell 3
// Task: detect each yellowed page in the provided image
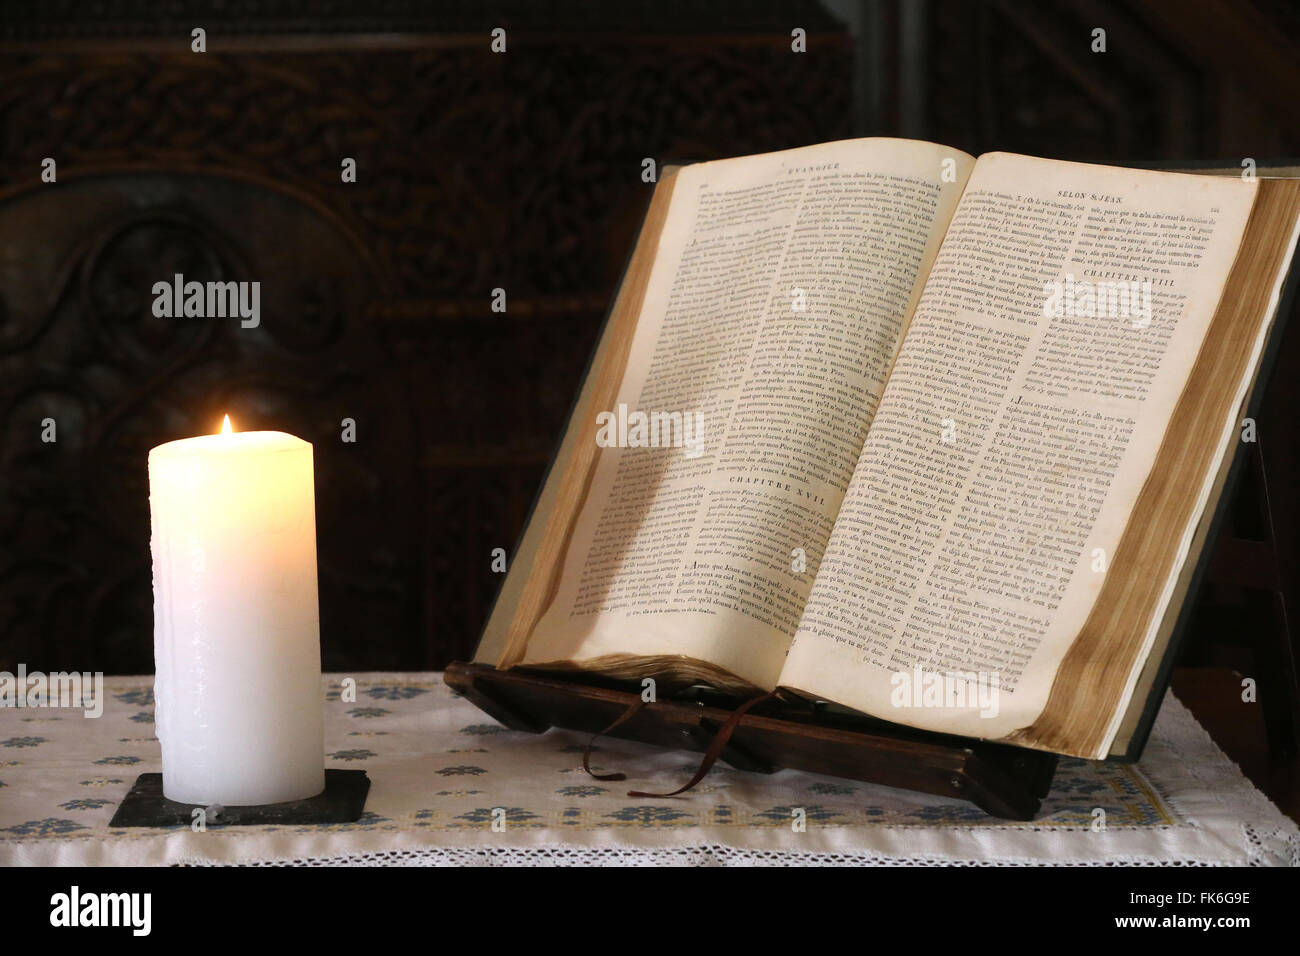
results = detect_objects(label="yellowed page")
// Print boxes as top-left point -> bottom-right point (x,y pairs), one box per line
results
521,138 -> 974,688
781,152 -> 1257,741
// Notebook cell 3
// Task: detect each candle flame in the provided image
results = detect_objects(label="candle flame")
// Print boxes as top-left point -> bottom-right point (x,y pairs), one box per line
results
220,414 -> 233,435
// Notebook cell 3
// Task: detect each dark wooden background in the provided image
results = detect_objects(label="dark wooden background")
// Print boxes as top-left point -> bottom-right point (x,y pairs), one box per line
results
1,0 -> 1298,676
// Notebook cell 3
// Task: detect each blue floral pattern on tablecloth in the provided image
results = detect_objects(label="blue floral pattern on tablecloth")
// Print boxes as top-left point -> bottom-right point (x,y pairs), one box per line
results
0,673 -> 1295,865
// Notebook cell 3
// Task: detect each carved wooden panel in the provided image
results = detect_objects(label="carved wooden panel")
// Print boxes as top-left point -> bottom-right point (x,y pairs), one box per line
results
0,9 -> 853,673
926,0 -> 1300,161
0,170 -> 415,673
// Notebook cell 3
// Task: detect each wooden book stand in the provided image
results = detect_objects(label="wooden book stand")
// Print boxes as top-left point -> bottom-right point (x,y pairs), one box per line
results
447,167 -> 1300,822
445,386 -> 1298,822
445,661 -> 1058,819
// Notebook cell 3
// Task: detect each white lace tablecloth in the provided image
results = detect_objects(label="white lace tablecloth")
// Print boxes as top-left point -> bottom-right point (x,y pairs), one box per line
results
0,673 -> 1295,866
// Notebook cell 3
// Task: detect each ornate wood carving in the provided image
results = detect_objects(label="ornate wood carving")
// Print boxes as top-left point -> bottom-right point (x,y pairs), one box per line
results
0,11 -> 853,672
927,0 -> 1300,161
17,0 -> 1296,675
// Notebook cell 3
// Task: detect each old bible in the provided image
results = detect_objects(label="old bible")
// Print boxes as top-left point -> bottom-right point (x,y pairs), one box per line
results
470,139 -> 1300,761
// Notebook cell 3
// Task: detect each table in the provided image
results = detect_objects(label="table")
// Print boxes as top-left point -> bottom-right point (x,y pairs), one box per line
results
1,673 -> 1295,865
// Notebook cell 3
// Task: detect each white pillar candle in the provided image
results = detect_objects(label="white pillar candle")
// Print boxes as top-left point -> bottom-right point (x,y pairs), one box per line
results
149,416 -> 325,806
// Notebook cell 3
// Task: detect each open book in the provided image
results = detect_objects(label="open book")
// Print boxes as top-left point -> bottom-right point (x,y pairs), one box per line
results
472,139 -> 1300,761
